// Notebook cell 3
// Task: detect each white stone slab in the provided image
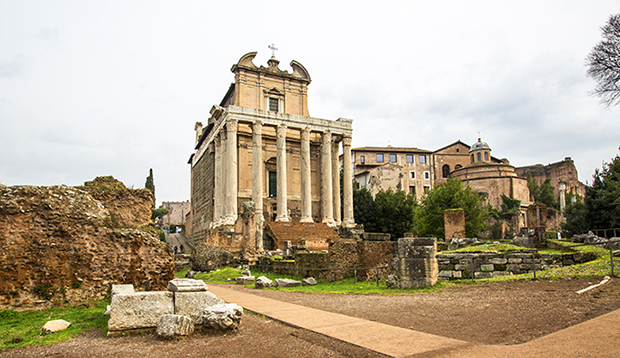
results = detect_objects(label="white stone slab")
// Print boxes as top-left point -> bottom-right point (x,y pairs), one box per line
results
174,291 -> 225,322
108,291 -> 174,332
168,278 -> 208,292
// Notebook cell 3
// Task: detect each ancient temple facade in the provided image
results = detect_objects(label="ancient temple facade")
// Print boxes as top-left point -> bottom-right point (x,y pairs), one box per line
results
189,52 -> 355,250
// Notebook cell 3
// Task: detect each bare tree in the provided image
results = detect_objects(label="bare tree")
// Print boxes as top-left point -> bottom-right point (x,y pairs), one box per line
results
586,14 -> 620,107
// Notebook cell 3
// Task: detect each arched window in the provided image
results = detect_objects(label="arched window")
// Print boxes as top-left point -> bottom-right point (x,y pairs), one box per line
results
471,154 -> 474,163
484,152 -> 489,161
442,164 -> 450,178
477,152 -> 482,162
455,164 -> 462,169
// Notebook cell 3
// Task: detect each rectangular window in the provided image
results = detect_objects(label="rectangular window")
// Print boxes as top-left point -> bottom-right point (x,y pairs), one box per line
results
410,171 -> 415,179
377,153 -> 384,163
424,171 -> 430,180
389,154 -> 397,163
360,155 -> 365,164
406,154 -> 414,164
409,185 -> 416,196
419,155 -> 426,164
424,185 -> 430,194
269,98 -> 279,112
268,171 -> 277,197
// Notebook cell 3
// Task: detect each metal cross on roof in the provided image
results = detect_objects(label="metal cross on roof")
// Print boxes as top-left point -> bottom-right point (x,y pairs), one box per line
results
268,43 -> 278,57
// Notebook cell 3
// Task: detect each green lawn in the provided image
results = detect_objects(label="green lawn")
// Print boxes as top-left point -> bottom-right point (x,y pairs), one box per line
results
0,300 -> 109,351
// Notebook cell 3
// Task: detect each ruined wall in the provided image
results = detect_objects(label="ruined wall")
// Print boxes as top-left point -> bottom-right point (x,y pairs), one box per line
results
190,146 -> 215,244
82,176 -> 153,227
444,209 -> 466,241
515,158 -> 587,199
0,182 -> 174,310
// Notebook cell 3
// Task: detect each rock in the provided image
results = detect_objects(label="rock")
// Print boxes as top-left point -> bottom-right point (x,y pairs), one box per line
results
185,270 -> 197,278
156,314 -> 195,339
200,303 -> 243,331
111,284 -> 135,298
168,278 -> 208,292
103,305 -> 111,316
241,269 -> 251,277
302,277 -> 317,286
386,274 -> 400,289
107,291 -> 174,332
254,276 -> 273,289
274,278 -> 301,287
236,276 -> 255,285
175,291 -> 225,322
42,319 -> 71,334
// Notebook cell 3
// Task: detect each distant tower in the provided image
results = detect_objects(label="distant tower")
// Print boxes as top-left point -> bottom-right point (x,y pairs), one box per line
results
469,138 -> 491,164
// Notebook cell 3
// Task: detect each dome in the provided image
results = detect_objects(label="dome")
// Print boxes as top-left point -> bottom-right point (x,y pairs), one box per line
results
470,138 -> 491,152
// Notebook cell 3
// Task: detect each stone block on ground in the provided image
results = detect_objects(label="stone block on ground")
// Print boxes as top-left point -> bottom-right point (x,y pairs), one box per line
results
108,291 -> 174,332
236,276 -> 255,285
42,319 -> 71,334
168,278 -> 208,292
255,276 -> 273,289
302,277 -> 317,286
199,303 -> 243,330
111,284 -> 135,298
174,291 -> 225,321
242,269 -> 251,277
156,314 -> 195,339
275,278 -> 301,287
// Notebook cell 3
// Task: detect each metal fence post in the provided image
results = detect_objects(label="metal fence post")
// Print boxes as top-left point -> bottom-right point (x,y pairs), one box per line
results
532,252 -> 537,279
376,268 -> 379,286
471,257 -> 474,281
354,269 -> 357,284
611,246 -> 615,277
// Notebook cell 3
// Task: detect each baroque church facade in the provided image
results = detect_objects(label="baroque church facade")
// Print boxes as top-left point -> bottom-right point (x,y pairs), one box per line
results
188,52 -> 355,250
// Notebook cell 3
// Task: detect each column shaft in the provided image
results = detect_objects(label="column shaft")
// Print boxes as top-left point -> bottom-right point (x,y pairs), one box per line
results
213,134 -> 222,223
342,135 -> 355,227
300,127 -> 313,222
224,119 -> 238,225
332,139 -> 341,225
275,124 -> 289,222
252,121 -> 264,248
321,131 -> 335,226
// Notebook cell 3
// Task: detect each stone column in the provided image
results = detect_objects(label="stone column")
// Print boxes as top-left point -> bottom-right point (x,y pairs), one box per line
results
321,131 -> 335,226
213,134 -> 222,224
275,124 -> 289,222
218,131 -> 227,224
224,119 -> 238,225
252,120 -> 265,248
342,135 -> 355,227
300,127 -> 313,223
332,139 -> 341,225
559,182 -> 566,222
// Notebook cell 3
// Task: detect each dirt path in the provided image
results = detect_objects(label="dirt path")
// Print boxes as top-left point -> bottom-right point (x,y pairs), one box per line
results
2,277 -> 619,357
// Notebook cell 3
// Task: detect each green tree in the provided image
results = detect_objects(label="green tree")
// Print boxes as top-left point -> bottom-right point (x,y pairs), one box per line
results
145,168 -> 155,206
414,178 -> 488,238
561,197 -> 589,237
527,174 -> 557,209
152,208 -> 169,220
373,184 -> 416,239
585,155 -> 620,229
586,13 -> 620,107
353,181 -> 376,233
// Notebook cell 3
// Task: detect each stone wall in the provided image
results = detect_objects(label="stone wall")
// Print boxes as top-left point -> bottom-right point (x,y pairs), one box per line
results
515,158 -> 587,199
0,181 -> 174,310
190,147 -> 215,244
393,238 -> 438,288
437,252 -> 597,280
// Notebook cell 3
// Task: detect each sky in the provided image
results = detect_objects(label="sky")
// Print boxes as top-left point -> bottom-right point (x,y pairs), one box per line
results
1,1 -> 619,206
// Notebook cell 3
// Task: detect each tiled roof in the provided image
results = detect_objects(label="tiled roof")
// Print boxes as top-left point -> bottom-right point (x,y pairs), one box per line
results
351,146 -> 432,153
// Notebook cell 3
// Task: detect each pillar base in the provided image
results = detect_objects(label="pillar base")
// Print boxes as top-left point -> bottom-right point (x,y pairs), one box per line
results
300,217 -> 314,223
275,215 -> 290,223
222,215 -> 237,226
322,218 -> 336,227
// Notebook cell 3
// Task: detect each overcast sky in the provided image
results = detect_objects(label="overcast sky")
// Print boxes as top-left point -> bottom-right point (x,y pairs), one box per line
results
1,1 -> 619,205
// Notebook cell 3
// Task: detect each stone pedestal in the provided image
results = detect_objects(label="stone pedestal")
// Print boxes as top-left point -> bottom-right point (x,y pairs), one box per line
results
393,237 -> 438,288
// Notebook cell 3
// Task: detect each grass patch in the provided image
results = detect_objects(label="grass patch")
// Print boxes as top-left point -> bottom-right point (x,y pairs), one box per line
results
0,300 -> 109,351
199,266 -> 454,295
175,264 -> 191,278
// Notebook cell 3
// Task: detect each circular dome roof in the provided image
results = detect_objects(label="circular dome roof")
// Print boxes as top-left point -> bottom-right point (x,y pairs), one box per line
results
470,138 -> 491,152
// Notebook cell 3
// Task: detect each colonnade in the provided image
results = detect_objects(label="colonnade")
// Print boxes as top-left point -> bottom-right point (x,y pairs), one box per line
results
211,117 -> 355,229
